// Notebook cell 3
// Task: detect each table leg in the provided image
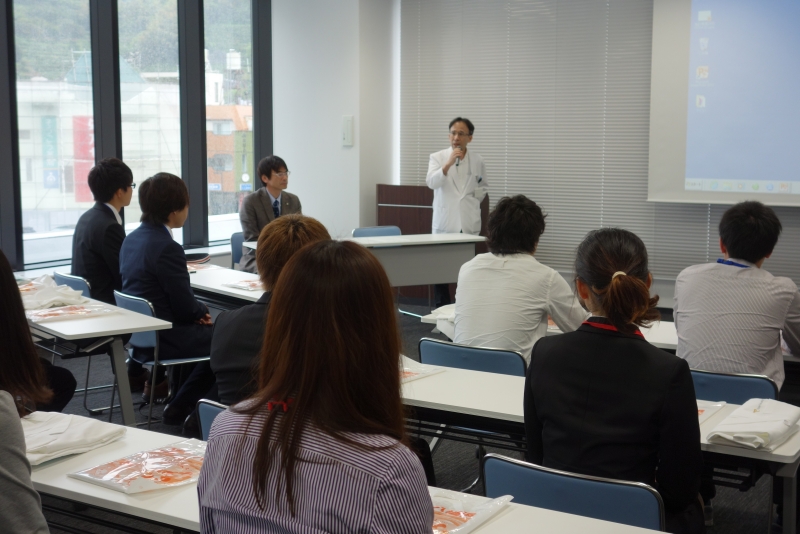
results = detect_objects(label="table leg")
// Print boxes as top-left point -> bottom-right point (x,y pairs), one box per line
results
110,337 -> 136,427
784,474 -> 797,534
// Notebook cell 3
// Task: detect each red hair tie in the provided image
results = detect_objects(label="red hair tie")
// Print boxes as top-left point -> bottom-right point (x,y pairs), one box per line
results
267,398 -> 294,412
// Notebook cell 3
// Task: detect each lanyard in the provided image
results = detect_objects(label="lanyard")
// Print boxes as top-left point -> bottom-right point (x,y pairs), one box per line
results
716,258 -> 750,268
582,319 -> 645,339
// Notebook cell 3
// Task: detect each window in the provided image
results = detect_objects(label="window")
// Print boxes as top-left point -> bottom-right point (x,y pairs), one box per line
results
118,0 -> 182,243
14,0 -> 94,264
204,0 -> 254,243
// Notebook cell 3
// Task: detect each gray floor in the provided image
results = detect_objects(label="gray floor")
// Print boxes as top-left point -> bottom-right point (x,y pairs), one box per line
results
42,303 -> 780,533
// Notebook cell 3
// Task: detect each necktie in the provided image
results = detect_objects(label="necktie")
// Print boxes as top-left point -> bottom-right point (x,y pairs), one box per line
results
272,198 -> 280,219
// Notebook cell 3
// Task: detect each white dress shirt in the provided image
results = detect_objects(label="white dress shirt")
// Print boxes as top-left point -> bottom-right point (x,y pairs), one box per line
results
103,203 -> 122,225
674,259 -> 800,389
453,253 -> 589,362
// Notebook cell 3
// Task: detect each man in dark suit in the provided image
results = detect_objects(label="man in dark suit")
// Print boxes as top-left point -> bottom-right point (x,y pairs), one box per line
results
71,158 -> 133,305
120,173 -> 215,424
237,155 -> 302,273
211,214 -> 330,405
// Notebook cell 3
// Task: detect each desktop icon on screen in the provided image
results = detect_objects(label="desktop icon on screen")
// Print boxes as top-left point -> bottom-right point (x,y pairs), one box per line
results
737,182 -> 745,190
780,183 -> 791,193
751,183 -> 760,191
766,183 -> 774,192
710,181 -> 719,190
723,182 -> 732,191
696,95 -> 706,108
698,11 -> 712,22
699,38 -> 709,52
696,66 -> 709,80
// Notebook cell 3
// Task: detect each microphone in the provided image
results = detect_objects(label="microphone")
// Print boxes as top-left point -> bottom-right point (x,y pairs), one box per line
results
455,146 -> 461,167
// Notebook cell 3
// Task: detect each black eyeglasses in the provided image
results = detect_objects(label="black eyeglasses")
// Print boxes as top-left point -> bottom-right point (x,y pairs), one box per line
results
130,182 -> 137,190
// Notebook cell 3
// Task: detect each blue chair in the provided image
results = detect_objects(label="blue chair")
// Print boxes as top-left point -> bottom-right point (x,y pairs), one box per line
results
351,225 -> 401,238
46,273 -> 118,418
418,338 -> 526,377
691,369 -> 778,404
197,399 -> 228,441
230,232 -> 244,268
114,290 -> 211,428
483,454 -> 665,531
418,338 -> 526,491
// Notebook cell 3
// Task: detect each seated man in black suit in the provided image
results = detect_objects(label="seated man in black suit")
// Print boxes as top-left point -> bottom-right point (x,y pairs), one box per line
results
120,173 -> 215,425
71,158 -> 133,304
211,214 -> 330,405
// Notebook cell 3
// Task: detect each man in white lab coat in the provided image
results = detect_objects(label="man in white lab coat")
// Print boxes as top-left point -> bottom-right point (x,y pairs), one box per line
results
426,117 -> 488,307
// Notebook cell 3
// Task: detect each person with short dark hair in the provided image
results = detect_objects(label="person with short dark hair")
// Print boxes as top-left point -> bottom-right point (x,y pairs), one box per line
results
426,117 -> 488,307
211,214 -> 331,405
71,157 -> 134,304
120,173 -> 216,425
675,200 -> 800,389
452,195 -> 587,361
237,155 -> 302,273
526,228 -> 704,534
198,241 -> 433,532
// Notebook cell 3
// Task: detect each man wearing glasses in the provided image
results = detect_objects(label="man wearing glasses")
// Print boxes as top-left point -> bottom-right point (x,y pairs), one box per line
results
238,155 -> 302,273
426,117 -> 488,307
71,157 -> 135,305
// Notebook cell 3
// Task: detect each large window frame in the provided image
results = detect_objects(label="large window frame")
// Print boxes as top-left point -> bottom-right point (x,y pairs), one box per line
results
0,0 -> 273,269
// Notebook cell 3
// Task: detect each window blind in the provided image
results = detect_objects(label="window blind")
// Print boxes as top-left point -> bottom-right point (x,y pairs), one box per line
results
399,0 -> 800,282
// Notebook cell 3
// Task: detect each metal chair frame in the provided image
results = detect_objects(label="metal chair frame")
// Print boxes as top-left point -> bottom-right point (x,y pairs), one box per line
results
114,290 -> 211,428
482,453 -> 666,531
417,337 -> 526,491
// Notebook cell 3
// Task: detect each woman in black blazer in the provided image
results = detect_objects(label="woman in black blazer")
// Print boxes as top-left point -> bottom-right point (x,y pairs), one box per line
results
524,228 -> 704,534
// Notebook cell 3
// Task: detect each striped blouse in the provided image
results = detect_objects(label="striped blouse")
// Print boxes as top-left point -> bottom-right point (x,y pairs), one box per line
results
197,405 -> 433,534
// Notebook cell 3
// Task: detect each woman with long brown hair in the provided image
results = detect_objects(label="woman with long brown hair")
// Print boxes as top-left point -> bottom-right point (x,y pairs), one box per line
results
198,241 -> 432,532
524,228 -> 704,533
0,249 -> 51,533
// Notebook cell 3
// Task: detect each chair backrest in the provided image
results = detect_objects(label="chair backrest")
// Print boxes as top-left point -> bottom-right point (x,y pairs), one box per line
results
351,225 -> 402,238
483,454 -> 665,531
231,232 -> 245,267
54,272 -> 91,298
418,338 -> 526,377
691,369 -> 778,404
113,290 -> 158,350
197,399 -> 228,440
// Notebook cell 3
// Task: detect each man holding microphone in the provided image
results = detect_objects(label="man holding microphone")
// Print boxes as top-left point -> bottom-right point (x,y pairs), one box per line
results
426,117 -> 488,307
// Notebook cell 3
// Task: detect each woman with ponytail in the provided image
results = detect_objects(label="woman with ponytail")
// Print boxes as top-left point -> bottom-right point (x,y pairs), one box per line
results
524,228 -> 705,534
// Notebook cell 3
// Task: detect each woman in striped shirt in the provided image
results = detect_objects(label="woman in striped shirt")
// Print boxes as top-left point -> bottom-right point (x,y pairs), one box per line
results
198,240 -> 433,533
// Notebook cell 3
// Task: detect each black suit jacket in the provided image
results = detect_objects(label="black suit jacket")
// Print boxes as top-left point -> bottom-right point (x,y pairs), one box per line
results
70,203 -> 125,304
524,318 -> 702,513
119,222 -> 211,360
210,292 -> 271,405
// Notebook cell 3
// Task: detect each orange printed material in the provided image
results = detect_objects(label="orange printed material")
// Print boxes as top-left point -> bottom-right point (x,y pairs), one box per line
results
68,439 -> 206,494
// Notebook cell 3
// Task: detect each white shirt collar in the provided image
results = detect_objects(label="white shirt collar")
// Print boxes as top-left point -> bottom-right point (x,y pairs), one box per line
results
163,224 -> 173,237
104,203 -> 122,225
266,188 -> 282,205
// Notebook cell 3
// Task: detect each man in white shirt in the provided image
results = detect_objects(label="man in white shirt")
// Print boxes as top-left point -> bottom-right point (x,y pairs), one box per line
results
674,201 -> 800,389
426,117 -> 488,307
453,195 -> 588,362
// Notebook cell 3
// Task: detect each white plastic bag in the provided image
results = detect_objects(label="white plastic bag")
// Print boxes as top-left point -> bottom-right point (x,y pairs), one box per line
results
429,487 -> 513,534
26,304 -> 115,323
222,279 -> 263,291
68,439 -> 206,494
21,275 -> 89,310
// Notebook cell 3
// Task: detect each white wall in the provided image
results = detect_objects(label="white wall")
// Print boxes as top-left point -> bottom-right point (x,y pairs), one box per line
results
272,0 -> 397,239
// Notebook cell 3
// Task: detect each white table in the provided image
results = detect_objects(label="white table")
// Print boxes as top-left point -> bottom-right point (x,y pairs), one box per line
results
402,363 -> 800,533
245,233 -> 486,287
31,425 -> 654,534
189,266 -> 264,307
28,302 -> 171,427
31,426 -> 200,532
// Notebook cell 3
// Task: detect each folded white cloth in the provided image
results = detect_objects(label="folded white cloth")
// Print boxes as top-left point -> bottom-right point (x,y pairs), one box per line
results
707,399 -> 800,451
21,275 -> 88,311
22,412 -> 126,465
